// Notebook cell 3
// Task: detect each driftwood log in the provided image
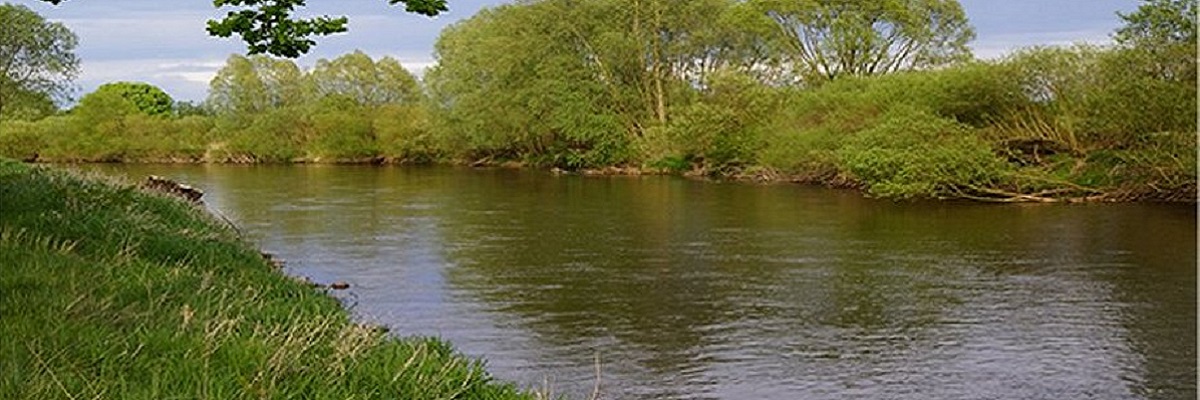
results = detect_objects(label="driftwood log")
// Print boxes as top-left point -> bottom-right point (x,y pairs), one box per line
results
142,175 -> 204,204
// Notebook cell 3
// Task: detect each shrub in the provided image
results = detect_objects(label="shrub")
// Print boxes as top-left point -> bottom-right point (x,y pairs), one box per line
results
837,107 -> 1012,199
226,108 -> 307,162
375,104 -> 437,163
308,107 -> 378,161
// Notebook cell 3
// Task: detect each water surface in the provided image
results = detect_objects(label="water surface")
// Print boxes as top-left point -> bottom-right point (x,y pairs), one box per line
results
88,164 -> 1196,400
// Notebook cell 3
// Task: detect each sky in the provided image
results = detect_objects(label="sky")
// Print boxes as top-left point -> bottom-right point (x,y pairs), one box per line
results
10,0 -> 1142,103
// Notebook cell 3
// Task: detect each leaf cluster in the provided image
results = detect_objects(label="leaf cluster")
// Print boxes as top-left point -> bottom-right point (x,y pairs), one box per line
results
0,3 -> 79,119
38,0 -> 448,58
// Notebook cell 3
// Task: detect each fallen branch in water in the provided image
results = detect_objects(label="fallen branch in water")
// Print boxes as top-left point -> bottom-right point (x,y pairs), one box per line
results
950,185 -> 1110,203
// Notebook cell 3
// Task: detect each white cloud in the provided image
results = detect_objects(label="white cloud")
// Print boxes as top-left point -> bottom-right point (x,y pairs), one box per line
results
972,29 -> 1117,60
73,58 -> 227,102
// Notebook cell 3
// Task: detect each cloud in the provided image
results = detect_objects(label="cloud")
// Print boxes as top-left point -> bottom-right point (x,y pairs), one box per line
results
71,58 -> 228,102
971,29 -> 1118,60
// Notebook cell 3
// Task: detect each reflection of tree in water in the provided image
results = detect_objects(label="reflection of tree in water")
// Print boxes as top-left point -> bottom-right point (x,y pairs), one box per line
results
438,173 -> 743,382
1094,205 -> 1196,398
91,165 -> 1195,398
433,172 -> 976,395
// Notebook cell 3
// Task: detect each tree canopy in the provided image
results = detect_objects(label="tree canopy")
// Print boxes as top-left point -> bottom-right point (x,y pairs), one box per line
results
1115,0 -> 1197,48
0,3 -> 79,119
1114,0 -> 1197,85
35,0 -> 448,57
755,0 -> 975,82
84,82 -> 175,116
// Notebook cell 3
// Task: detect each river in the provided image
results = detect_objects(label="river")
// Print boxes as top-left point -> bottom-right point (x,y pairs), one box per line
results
86,164 -> 1196,400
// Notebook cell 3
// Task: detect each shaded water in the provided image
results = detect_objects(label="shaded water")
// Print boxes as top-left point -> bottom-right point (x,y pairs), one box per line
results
90,164 -> 1195,399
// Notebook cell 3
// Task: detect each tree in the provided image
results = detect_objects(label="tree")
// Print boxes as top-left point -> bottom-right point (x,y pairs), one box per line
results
310,50 -> 421,106
85,82 -> 174,116
1113,0 -> 1196,84
0,3 -> 79,119
1115,0 -> 1197,48
426,0 -> 777,167
754,0 -> 974,82
207,54 -> 309,116
37,0 -> 448,58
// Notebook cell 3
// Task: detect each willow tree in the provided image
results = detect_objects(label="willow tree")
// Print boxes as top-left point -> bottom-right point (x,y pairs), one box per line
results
0,3 -> 79,119
427,3 -> 625,166
1115,0 -> 1196,85
310,51 -> 421,107
207,55 -> 309,117
755,0 -> 974,82
427,0 -> 776,167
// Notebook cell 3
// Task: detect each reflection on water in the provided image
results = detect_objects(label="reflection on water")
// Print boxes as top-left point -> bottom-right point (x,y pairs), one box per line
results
87,164 -> 1196,400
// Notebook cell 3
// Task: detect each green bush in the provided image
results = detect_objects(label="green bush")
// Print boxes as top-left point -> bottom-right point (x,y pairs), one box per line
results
837,107 -> 1012,199
308,108 -> 378,161
0,120 -> 48,160
375,104 -> 436,163
226,108 -> 306,162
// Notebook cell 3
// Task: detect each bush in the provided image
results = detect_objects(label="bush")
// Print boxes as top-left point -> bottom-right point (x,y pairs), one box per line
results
996,45 -> 1197,150
0,120 -> 49,160
226,108 -> 306,162
375,104 -> 437,163
308,107 -> 378,161
837,107 -> 1012,199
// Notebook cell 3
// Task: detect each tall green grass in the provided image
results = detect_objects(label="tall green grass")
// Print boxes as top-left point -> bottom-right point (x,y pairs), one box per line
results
0,159 -> 531,399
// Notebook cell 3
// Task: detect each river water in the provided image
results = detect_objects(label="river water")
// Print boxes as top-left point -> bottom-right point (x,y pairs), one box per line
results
88,164 -> 1195,400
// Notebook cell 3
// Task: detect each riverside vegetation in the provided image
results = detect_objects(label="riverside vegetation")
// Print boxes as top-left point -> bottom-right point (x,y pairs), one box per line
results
0,159 -> 532,399
0,0 -> 1195,201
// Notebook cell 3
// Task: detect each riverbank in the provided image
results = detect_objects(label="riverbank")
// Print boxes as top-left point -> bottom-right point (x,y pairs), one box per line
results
0,158 -> 532,399
2,46 -> 1195,203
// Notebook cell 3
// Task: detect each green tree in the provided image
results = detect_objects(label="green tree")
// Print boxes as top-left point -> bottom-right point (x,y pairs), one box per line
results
207,54 -> 309,117
0,3 -> 79,119
428,0 -> 782,168
1114,0 -> 1197,85
37,0 -> 448,57
85,82 -> 174,116
754,0 -> 974,82
311,50 -> 421,107
1116,0 -> 1197,47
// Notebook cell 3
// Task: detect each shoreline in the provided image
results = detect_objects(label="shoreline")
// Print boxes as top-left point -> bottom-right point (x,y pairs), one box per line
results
23,158 -> 1197,204
0,158 -> 534,399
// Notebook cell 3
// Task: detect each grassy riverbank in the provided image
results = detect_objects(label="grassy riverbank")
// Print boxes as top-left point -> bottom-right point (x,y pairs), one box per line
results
0,159 -> 531,399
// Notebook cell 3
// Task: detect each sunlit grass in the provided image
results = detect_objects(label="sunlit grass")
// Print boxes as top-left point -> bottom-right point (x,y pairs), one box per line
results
0,159 -> 531,399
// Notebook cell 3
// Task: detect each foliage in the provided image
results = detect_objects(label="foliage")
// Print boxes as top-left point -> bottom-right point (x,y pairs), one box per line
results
0,3 -> 79,119
754,0 -> 975,82
3,1 -> 1194,202
427,0 -> 782,168
997,45 -> 1197,150
36,0 -> 446,58
208,54 -> 310,117
1115,0 -> 1197,48
0,88 -> 56,121
375,104 -> 436,163
837,107 -> 1010,198
83,82 -> 174,116
311,51 -> 421,107
655,70 -> 781,173
0,159 -> 530,399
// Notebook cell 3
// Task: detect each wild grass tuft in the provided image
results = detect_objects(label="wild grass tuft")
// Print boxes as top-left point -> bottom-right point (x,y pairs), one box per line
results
0,159 -> 531,399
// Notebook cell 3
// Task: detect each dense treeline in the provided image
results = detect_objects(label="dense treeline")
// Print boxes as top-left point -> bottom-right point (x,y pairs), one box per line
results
0,0 -> 1194,201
